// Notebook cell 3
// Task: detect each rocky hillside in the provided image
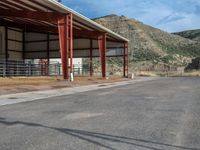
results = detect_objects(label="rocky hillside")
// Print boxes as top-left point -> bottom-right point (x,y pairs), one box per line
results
94,15 -> 200,71
173,29 -> 200,42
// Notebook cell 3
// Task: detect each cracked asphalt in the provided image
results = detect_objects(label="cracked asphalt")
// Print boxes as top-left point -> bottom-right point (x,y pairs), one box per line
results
0,77 -> 200,150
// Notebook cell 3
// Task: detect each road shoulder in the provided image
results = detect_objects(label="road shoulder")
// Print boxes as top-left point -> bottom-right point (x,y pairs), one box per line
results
0,77 -> 157,106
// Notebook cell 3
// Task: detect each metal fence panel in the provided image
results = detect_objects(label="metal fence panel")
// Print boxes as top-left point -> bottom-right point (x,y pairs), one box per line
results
0,59 -> 91,77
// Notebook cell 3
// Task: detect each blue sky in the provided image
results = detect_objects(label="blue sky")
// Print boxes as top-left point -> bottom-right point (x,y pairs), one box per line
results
61,0 -> 200,32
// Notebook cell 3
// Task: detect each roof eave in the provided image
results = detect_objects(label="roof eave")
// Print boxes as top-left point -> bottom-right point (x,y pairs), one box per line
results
47,0 -> 129,42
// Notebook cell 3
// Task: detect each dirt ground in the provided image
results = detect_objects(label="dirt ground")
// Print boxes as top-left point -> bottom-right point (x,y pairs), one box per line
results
0,76 -> 129,95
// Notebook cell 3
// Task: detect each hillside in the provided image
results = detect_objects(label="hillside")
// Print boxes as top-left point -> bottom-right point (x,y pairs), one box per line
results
173,29 -> 200,42
93,15 -> 200,71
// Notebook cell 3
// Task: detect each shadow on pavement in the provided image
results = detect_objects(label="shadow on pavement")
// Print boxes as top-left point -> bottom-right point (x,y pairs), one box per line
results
0,117 -> 199,150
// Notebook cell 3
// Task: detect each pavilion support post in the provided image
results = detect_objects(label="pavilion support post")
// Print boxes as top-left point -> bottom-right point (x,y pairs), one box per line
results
47,32 -> 50,76
123,42 -> 128,77
90,39 -> 93,76
69,13 -> 74,81
22,30 -> 25,61
58,15 -> 69,80
98,33 -> 106,78
5,26 -> 8,76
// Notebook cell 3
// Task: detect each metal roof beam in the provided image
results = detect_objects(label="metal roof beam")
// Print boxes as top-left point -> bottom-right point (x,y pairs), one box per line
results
11,0 -> 42,11
30,0 -> 55,12
3,0 -> 26,10
0,18 -> 103,39
0,9 -> 63,23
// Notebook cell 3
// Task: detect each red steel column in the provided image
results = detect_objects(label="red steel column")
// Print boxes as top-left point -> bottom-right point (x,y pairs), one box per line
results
66,15 -> 69,77
98,33 -> 106,78
102,33 -> 106,78
69,13 -> 73,76
123,42 -> 126,77
5,26 -> 8,76
58,15 -> 69,79
126,43 -> 129,77
90,39 -> 93,76
47,32 -> 50,76
123,42 -> 128,77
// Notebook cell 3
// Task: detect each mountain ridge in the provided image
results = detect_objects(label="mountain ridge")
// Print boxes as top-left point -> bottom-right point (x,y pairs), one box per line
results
93,15 -> 200,71
173,29 -> 200,42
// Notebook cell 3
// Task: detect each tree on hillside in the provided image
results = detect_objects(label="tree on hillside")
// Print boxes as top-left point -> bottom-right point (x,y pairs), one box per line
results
185,57 -> 200,70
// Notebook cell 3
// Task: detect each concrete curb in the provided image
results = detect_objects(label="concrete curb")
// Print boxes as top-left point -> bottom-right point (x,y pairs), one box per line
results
0,77 -> 158,106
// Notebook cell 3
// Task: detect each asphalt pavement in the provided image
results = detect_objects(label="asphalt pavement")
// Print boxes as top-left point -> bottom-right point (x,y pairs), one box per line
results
0,77 -> 200,150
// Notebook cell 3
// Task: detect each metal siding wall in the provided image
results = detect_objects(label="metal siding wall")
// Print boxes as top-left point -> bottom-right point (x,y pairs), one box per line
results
93,49 -> 100,57
8,41 -> 22,51
92,40 -> 98,49
26,42 -> 47,51
49,41 -> 59,50
7,28 -> 23,60
49,51 -> 60,58
73,49 -> 89,58
74,39 -> 90,49
49,34 -> 60,58
8,51 -> 23,60
8,29 -> 23,39
25,32 -> 47,59
49,34 -> 58,40
25,32 -> 60,59
25,52 -> 47,59
0,27 -> 5,59
25,32 -> 46,41
73,40 -> 124,58
107,48 -> 123,56
107,41 -> 123,48
24,32 -> 124,59
92,40 -> 123,49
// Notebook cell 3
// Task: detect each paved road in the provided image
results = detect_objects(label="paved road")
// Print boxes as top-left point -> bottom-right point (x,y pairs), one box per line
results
0,77 -> 200,150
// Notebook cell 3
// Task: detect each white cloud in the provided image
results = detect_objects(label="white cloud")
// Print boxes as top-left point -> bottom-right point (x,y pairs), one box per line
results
158,13 -> 200,32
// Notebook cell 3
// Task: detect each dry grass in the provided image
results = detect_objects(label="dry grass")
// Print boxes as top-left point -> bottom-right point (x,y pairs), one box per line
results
0,76 -> 128,95
0,76 -> 62,86
182,70 -> 200,77
135,71 -> 158,77
0,76 -> 127,86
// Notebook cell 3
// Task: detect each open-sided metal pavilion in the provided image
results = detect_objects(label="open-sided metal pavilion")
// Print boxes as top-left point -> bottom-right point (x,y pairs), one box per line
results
0,0 -> 129,79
